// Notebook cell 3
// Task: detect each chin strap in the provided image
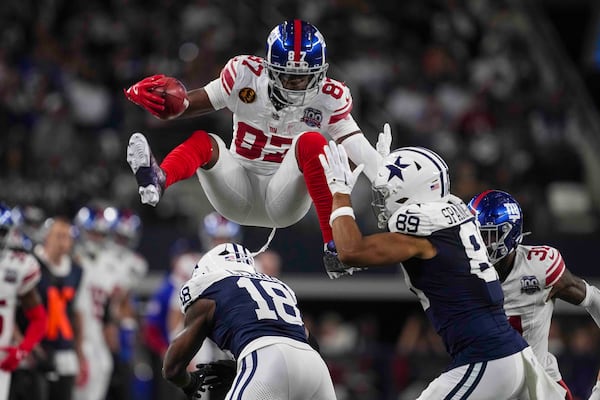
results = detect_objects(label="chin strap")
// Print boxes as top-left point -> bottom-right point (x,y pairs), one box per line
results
251,228 -> 277,257
580,281 -> 600,328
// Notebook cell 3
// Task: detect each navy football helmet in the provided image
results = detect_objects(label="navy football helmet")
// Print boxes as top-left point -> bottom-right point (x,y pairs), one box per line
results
468,190 -> 524,264
264,19 -> 328,106
0,204 -> 14,249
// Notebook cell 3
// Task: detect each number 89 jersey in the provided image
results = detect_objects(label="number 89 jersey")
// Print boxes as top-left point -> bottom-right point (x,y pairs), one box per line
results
180,269 -> 307,359
204,55 -> 358,175
388,196 -> 527,369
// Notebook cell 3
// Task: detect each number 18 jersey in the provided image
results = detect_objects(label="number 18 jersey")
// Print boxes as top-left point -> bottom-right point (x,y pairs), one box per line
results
180,269 -> 307,359
388,195 -> 528,369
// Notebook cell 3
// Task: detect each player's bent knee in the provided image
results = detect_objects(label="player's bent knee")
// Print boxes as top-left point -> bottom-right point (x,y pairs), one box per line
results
295,132 -> 327,166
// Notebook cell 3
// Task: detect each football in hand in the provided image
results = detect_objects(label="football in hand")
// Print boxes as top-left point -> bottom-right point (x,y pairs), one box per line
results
151,78 -> 189,119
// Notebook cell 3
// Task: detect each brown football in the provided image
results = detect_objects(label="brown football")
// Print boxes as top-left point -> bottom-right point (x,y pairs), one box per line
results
151,78 -> 189,119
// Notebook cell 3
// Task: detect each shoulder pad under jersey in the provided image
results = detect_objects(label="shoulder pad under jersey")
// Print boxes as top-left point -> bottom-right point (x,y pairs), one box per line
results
387,195 -> 474,236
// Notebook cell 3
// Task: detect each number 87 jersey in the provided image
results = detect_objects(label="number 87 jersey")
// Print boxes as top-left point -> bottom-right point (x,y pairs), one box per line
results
180,267 -> 308,359
203,55 -> 358,174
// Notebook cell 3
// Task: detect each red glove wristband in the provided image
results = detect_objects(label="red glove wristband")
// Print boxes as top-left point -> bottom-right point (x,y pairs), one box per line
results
20,304 -> 47,353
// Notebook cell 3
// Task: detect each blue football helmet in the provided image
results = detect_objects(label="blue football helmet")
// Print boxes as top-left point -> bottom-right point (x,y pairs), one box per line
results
199,212 -> 241,251
264,19 -> 329,106
468,190 -> 524,264
114,209 -> 142,248
0,204 -> 14,249
74,205 -> 119,241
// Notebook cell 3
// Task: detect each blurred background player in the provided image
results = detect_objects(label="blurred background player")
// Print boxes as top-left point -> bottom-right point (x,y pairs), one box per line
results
468,189 -> 600,400
0,204 -> 47,400
124,19 -> 383,275
72,204 -> 121,400
8,205 -> 47,252
162,243 -> 336,399
142,238 -> 200,400
18,216 -> 85,400
254,249 -> 282,278
105,208 -> 149,400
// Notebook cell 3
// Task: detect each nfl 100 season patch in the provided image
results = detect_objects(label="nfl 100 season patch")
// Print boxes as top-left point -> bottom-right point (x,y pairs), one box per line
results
520,275 -> 541,294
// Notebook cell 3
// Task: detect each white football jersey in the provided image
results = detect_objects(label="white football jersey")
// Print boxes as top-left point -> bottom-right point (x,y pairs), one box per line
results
75,243 -> 120,344
501,244 -> 566,381
109,243 -> 148,293
204,55 -> 360,175
0,249 -> 41,347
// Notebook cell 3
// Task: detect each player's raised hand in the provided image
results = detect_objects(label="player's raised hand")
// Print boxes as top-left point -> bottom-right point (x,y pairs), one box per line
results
319,141 -> 364,195
376,123 -> 392,158
124,74 -> 168,117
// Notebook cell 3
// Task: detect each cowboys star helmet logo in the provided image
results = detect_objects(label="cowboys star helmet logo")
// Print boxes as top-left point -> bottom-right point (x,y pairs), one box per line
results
386,156 -> 410,181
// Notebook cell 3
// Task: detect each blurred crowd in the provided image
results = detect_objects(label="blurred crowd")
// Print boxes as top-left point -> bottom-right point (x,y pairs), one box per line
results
0,0 -> 594,235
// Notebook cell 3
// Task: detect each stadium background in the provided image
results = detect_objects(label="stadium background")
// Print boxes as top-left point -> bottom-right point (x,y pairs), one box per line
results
2,0 -> 600,398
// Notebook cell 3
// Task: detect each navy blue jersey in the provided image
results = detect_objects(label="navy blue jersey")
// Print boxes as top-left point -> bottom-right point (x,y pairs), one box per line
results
35,255 -> 84,351
181,269 -> 307,359
389,196 -> 527,369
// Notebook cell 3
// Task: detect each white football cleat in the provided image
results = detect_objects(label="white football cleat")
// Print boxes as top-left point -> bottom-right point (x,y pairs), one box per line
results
127,133 -> 166,207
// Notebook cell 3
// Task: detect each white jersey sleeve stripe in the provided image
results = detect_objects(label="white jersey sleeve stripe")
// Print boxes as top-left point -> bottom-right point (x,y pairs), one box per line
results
545,255 -> 565,286
328,98 -> 352,124
220,58 -> 238,96
18,268 -> 41,295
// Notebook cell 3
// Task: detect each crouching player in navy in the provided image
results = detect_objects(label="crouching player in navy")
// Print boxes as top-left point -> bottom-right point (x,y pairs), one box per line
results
162,242 -> 335,400
318,136 -> 567,399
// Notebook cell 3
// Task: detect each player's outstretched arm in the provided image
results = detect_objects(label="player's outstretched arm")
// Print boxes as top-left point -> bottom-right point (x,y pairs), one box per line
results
163,298 -> 214,396
549,268 -> 600,328
124,75 -> 216,120
320,141 -> 436,267
0,289 -> 47,372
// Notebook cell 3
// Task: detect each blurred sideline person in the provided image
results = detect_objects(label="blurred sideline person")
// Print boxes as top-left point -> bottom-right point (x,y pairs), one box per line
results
8,205 -> 47,252
16,216 -> 83,400
254,249 -> 282,277
105,208 -> 149,400
0,205 -> 47,400
319,138 -> 567,399
143,239 -> 201,400
72,205 -> 121,400
162,243 -> 336,399
124,19 -> 382,275
469,190 -> 600,400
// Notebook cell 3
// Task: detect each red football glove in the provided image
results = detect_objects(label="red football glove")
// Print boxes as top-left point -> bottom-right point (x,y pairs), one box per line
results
0,346 -> 28,372
124,74 -> 168,117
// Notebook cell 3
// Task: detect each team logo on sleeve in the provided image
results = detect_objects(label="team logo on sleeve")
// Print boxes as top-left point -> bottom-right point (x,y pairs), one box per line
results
238,88 -> 256,103
301,108 -> 322,128
520,275 -> 540,294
